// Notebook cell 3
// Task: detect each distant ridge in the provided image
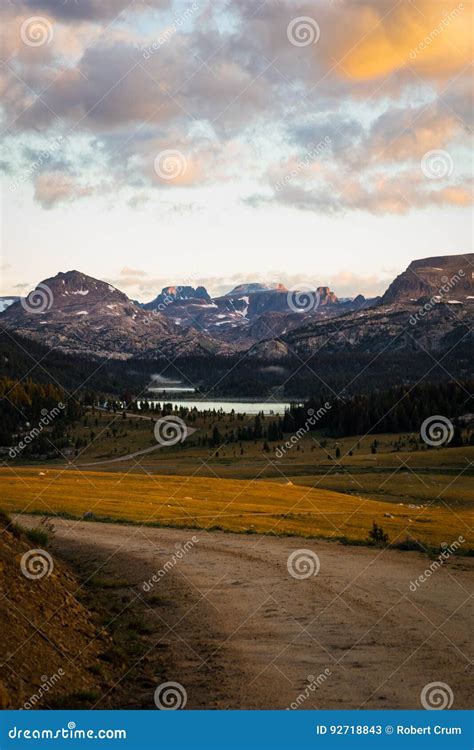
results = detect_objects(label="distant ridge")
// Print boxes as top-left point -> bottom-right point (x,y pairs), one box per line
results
1,254 -> 471,360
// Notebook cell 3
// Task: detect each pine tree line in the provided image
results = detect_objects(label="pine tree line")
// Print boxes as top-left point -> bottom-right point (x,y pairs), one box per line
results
294,380 -> 473,438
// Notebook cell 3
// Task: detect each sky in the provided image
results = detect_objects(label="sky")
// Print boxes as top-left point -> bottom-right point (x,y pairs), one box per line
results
0,0 -> 472,301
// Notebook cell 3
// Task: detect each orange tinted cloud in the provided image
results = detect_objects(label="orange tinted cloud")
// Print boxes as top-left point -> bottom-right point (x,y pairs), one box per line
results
436,186 -> 472,207
34,172 -> 94,208
337,0 -> 471,81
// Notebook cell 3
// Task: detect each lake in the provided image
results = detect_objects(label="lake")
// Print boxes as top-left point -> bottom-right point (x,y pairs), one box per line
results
146,399 -> 293,415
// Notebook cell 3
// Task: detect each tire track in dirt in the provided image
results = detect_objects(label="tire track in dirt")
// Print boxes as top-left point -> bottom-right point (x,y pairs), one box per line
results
19,516 -> 473,709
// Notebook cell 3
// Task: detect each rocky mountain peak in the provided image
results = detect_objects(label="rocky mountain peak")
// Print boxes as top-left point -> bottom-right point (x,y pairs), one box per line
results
143,285 -> 212,310
0,270 -> 175,359
1,254 -> 470,360
38,270 -> 129,307
381,254 -> 473,304
226,282 -> 288,296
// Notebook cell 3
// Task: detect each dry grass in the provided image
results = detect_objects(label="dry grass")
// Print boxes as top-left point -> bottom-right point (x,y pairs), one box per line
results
273,472 -> 473,509
0,511 -> 113,708
1,467 -> 471,549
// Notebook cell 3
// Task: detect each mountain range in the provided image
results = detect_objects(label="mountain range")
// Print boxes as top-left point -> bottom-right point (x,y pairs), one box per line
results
139,279 -> 372,346
1,254 -> 472,363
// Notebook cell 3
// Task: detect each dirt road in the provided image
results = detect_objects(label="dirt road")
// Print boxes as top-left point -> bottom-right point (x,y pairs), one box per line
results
20,516 -> 472,710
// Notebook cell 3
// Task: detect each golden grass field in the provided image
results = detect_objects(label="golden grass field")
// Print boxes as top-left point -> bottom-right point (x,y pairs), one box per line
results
279,472 -> 473,509
1,466 -> 471,549
12,407 -> 473,510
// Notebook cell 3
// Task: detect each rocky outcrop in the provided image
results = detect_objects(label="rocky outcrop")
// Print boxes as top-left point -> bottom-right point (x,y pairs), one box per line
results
142,285 -> 211,310
381,254 -> 473,305
267,301 -> 474,357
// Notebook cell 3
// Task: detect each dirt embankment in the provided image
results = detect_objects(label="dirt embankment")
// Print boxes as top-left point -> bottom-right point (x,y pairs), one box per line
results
0,513 -> 114,709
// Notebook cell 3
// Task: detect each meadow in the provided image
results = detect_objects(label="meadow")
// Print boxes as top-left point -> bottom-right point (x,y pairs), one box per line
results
4,407 -> 472,550
1,464 -> 471,550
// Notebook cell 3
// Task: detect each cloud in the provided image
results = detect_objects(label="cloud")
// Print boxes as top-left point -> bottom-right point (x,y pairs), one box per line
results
249,163 -> 472,215
1,0 -> 471,216
14,0 -> 171,21
105,268 -> 391,301
119,267 -> 147,278
34,171 -> 94,208
335,0 -> 470,81
363,98 -> 471,166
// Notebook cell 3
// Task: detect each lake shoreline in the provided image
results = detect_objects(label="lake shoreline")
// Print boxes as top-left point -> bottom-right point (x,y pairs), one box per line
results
144,398 -> 302,415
